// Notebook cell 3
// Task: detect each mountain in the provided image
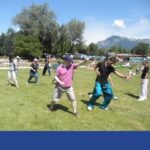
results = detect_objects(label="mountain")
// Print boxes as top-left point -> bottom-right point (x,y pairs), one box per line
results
97,35 -> 150,50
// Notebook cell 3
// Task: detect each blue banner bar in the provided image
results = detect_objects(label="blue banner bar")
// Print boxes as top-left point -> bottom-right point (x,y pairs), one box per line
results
0,131 -> 149,150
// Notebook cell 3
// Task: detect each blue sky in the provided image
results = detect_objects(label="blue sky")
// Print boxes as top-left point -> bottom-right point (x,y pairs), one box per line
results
1,0 -> 150,44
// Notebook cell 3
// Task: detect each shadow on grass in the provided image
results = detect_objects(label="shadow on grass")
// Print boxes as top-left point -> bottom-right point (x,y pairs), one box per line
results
28,81 -> 38,84
47,104 -> 73,115
8,83 -> 17,88
81,99 -> 100,106
124,93 -> 139,99
81,99 -> 114,111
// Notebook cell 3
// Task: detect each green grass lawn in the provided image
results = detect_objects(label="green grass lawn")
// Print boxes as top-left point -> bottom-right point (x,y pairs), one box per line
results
0,67 -> 150,130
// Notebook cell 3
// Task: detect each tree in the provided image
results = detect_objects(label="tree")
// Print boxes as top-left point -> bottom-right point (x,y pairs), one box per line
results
108,45 -> 129,54
0,33 -> 6,55
13,3 -> 58,54
67,19 -> 85,54
97,48 -> 105,56
42,22 -> 59,54
0,28 -> 16,56
131,43 -> 150,56
57,25 -> 70,55
88,43 -> 98,55
14,34 -> 42,58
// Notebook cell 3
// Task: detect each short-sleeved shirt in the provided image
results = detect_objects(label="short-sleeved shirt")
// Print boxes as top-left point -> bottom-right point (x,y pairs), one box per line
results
56,63 -> 77,88
30,63 -> 39,73
96,61 -> 115,83
141,66 -> 149,79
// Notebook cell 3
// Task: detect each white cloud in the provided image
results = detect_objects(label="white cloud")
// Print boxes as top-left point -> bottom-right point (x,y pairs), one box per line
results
112,19 -> 126,29
139,16 -> 149,24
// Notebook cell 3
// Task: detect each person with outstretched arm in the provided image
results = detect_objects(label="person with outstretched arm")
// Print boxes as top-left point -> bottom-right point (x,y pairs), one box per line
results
87,56 -> 130,110
48,55 -> 87,117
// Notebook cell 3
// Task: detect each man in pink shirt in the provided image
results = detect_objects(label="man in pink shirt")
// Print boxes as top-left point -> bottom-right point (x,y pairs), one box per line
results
48,55 -> 87,117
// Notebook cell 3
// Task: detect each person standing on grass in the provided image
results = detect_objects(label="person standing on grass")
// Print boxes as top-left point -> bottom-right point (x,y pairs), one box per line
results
138,61 -> 149,101
87,56 -> 130,110
13,56 -> 20,74
42,59 -> 52,76
26,58 -> 39,84
8,56 -> 19,88
48,55 -> 87,117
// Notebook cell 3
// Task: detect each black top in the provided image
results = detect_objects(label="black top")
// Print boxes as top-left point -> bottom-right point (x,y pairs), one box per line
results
31,63 -> 39,73
96,61 -> 115,83
141,66 -> 149,79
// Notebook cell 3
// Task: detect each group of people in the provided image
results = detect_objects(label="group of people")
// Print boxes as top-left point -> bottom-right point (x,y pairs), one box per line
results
48,55 -> 149,117
8,56 -> 52,87
7,55 -> 149,117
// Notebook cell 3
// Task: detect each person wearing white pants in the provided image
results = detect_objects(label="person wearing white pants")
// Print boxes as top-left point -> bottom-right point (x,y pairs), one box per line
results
8,56 -> 19,88
138,61 -> 149,101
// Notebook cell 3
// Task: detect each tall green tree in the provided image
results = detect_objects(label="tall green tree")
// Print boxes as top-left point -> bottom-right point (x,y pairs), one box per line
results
13,3 -> 58,55
0,28 -> 16,56
67,19 -> 85,54
57,25 -> 70,55
0,33 -> 6,55
14,34 -> 42,57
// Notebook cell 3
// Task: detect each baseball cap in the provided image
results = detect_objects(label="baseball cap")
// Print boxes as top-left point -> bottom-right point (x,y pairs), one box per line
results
62,55 -> 73,62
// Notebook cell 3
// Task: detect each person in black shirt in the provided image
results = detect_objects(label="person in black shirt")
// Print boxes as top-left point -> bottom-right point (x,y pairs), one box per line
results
87,56 -> 130,110
42,59 -> 51,76
26,58 -> 39,84
138,61 -> 149,101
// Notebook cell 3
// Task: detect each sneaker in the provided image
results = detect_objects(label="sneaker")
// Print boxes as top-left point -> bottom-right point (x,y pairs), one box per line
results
88,92 -> 93,98
104,107 -> 109,110
87,104 -> 94,111
137,98 -> 145,101
73,112 -> 80,117
99,105 -> 109,110
113,96 -> 118,100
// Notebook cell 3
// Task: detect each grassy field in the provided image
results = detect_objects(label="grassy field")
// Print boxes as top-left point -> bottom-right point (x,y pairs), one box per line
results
0,67 -> 150,130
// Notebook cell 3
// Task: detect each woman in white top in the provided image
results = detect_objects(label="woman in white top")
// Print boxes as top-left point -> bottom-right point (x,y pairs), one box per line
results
8,56 -> 19,88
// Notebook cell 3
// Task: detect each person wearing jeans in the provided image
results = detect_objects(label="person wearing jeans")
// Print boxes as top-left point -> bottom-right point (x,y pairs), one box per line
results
26,58 -> 39,84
